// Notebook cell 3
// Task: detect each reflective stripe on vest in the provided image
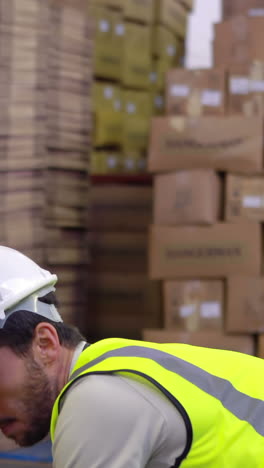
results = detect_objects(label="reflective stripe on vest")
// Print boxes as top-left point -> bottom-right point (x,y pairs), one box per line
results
70,345 -> 264,437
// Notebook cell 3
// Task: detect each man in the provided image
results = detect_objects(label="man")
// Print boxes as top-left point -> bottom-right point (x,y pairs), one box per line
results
0,246 -> 264,468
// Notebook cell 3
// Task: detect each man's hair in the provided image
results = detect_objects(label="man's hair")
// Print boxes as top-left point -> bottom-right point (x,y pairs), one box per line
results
0,292 -> 86,357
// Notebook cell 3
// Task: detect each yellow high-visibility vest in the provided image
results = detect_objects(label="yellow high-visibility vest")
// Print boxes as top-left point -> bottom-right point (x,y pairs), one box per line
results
51,338 -> 264,467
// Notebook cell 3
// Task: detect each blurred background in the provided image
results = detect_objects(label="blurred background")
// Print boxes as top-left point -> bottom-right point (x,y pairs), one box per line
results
1,0 -> 264,464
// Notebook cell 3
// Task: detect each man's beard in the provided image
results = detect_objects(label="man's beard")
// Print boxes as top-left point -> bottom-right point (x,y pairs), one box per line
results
16,355 -> 58,447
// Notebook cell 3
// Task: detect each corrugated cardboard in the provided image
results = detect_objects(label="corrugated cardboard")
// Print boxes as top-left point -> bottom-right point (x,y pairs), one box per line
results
257,335 -> 264,358
88,185 -> 153,232
142,329 -> 255,354
152,25 -> 181,67
155,0 -> 188,38
214,16 -> 264,67
89,232 -> 148,273
122,22 -> 152,89
87,273 -> 162,339
226,277 -> 264,333
222,0 -> 264,20
149,223 -> 262,279
154,169 -> 221,226
148,115 -> 264,174
228,64 -> 250,115
225,173 -> 264,222
166,68 -> 227,116
122,89 -> 152,151
91,5 -> 124,80
163,280 -> 224,331
124,0 -> 154,23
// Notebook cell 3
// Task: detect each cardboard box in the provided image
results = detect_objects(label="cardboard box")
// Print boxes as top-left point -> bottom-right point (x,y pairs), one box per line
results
90,151 -> 123,174
142,329 -> 255,355
152,25 -> 181,66
228,65 -> 250,115
92,5 -> 124,80
124,0 -> 154,23
151,91 -> 165,115
166,68 -> 227,116
122,89 -> 152,151
148,116 -> 264,174
226,277 -> 264,333
257,335 -> 264,358
92,0 -> 123,9
225,173 -> 264,222
163,280 -> 224,331
87,273 -> 162,339
154,170 -> 221,226
214,16 -> 264,67
89,232 -> 148,273
222,0 -> 264,20
155,0 -> 188,38
122,22 -> 152,89
149,223 -> 262,279
92,82 -> 123,146
88,185 -> 153,232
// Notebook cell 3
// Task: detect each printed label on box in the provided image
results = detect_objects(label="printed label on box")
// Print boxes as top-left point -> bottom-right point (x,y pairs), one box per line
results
200,302 -> 221,319
243,196 -> 264,208
201,90 -> 222,107
170,84 -> 190,97
230,77 -> 249,95
179,304 -> 196,318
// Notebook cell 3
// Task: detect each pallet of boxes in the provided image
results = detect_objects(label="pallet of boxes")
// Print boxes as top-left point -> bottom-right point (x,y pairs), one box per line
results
86,0 -> 194,341
90,0 -> 191,175
144,0 -> 264,357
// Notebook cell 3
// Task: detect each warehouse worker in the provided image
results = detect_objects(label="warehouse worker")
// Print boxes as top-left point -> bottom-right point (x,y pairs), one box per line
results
0,247 -> 264,467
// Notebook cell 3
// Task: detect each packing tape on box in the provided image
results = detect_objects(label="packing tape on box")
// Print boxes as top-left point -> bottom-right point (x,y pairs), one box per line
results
169,116 -> 186,132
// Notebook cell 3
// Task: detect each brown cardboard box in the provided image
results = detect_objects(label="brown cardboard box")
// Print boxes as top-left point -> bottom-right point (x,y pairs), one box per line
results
214,16 -> 264,67
148,115 -> 264,174
88,185 -> 153,232
149,223 -> 262,279
228,65 -> 250,115
89,232 -> 148,273
154,170 -> 221,226
222,0 -> 264,20
163,280 -> 224,331
87,273 -> 162,339
142,329 -> 255,355
166,68 -> 227,116
152,25 -> 181,67
225,173 -> 264,222
124,0 -> 154,23
226,277 -> 264,333
256,335 -> 264,358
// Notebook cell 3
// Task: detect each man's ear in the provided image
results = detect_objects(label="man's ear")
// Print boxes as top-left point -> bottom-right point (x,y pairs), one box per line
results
32,323 -> 60,366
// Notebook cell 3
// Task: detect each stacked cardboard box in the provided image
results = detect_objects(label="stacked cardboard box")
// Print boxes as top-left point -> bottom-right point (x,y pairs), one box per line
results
44,3 -> 93,326
90,0 -> 193,175
86,184 -> 162,341
144,5 -> 264,352
0,0 -> 93,331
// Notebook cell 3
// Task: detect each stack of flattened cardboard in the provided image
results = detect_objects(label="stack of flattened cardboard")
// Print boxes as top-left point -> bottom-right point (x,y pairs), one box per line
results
44,2 -> 93,327
0,0 -> 48,172
0,0 -> 93,330
0,0 -> 48,265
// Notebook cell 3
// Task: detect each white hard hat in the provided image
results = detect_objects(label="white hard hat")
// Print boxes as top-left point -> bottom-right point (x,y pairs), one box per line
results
0,246 -> 62,328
